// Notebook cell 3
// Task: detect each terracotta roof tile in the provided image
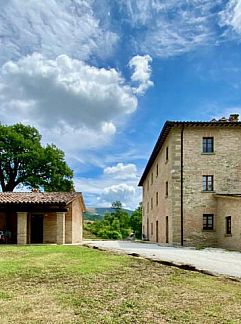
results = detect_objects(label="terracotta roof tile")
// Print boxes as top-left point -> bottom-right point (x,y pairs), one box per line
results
0,192 -> 82,205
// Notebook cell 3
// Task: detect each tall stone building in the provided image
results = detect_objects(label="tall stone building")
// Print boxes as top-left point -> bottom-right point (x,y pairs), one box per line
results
139,114 -> 241,250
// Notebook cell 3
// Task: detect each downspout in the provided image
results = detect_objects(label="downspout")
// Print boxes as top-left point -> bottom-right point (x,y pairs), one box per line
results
180,124 -> 184,246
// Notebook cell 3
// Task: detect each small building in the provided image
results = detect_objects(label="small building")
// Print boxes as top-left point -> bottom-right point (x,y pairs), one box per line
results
0,192 -> 85,244
139,114 -> 241,251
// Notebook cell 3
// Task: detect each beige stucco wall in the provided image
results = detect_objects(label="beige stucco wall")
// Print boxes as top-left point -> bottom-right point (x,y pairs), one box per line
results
71,198 -> 83,243
65,198 -> 83,244
142,125 -> 241,248
216,196 -> 241,250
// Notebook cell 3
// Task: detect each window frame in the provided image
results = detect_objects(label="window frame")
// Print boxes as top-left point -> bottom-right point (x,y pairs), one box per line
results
203,214 -> 214,231
202,175 -> 214,192
166,146 -> 169,161
165,181 -> 168,197
203,137 -> 214,153
226,216 -> 232,235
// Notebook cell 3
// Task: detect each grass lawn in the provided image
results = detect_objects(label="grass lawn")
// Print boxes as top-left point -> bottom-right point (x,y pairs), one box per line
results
0,246 -> 241,323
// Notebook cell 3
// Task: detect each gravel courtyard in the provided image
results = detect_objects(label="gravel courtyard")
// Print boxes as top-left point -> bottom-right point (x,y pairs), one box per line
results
85,240 -> 241,279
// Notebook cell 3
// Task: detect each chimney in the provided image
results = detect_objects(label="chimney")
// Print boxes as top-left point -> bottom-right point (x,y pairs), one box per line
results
219,117 -> 228,122
31,188 -> 40,192
229,114 -> 239,122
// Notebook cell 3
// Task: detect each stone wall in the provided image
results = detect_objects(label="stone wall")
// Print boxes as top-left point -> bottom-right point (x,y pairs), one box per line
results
216,196 -> 241,250
43,212 -> 57,243
142,124 -> 241,248
182,126 -> 241,246
65,207 -> 72,244
71,198 -> 83,243
142,131 -> 174,244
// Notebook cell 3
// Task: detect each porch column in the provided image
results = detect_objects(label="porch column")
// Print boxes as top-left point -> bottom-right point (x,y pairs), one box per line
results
56,212 -> 65,244
17,212 -> 28,244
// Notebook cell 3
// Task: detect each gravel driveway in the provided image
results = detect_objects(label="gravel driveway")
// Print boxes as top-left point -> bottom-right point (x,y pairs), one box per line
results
84,240 -> 241,279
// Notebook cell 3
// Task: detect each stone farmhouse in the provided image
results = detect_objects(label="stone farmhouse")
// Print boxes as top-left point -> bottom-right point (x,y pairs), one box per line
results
0,192 -> 85,244
139,114 -> 241,250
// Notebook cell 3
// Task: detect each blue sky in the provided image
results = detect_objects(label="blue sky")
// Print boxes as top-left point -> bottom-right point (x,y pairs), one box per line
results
1,0 -> 241,209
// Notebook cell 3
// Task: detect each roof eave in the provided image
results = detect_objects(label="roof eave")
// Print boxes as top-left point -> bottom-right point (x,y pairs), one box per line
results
138,120 -> 241,186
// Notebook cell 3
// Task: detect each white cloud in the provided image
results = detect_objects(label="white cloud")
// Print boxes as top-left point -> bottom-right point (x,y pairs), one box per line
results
0,53 -> 138,151
0,0 -> 118,64
75,176 -> 141,209
104,163 -> 137,179
219,0 -> 241,36
129,55 -> 153,95
101,122 -> 116,135
74,161 -> 141,209
120,0 -> 224,57
102,183 -> 137,207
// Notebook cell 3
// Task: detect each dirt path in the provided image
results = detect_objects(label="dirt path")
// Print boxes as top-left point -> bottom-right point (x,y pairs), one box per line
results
84,240 -> 241,279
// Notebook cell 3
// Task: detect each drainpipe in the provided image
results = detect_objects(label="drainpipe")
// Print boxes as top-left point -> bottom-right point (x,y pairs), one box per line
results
180,124 -> 184,246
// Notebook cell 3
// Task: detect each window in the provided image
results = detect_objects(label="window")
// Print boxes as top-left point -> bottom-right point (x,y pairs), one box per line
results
202,175 -> 214,191
203,137 -> 214,153
166,146 -> 169,161
147,202 -> 149,213
151,172 -> 153,185
203,214 -> 214,230
151,197 -> 153,210
147,180 -> 149,191
156,163 -> 159,177
151,223 -> 153,235
165,181 -> 168,197
226,216 -> 231,235
156,192 -> 158,206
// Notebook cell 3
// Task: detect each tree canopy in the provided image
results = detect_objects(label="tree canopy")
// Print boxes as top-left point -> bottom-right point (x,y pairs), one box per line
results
86,201 -> 131,239
85,201 -> 143,240
0,123 -> 74,192
130,204 -> 142,239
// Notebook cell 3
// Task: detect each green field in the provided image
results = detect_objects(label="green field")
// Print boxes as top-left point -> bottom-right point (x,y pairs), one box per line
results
0,245 -> 241,323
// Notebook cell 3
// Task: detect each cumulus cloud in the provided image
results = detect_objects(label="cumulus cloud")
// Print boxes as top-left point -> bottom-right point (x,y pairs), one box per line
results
102,183 -> 137,206
129,55 -> 153,94
101,122 -> 116,135
74,161 -> 141,209
0,53 -> 138,150
0,0 -> 118,64
75,177 -> 141,209
104,163 -> 137,179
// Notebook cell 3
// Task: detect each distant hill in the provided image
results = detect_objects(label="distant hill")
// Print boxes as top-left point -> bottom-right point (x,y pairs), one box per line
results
84,207 -> 133,221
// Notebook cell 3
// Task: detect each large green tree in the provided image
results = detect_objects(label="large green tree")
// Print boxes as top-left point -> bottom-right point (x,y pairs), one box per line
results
0,123 -> 74,192
130,204 -> 142,239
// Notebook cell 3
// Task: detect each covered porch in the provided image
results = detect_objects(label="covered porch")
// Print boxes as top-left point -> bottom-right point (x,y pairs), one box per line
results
0,192 -> 85,245
0,209 -> 66,244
